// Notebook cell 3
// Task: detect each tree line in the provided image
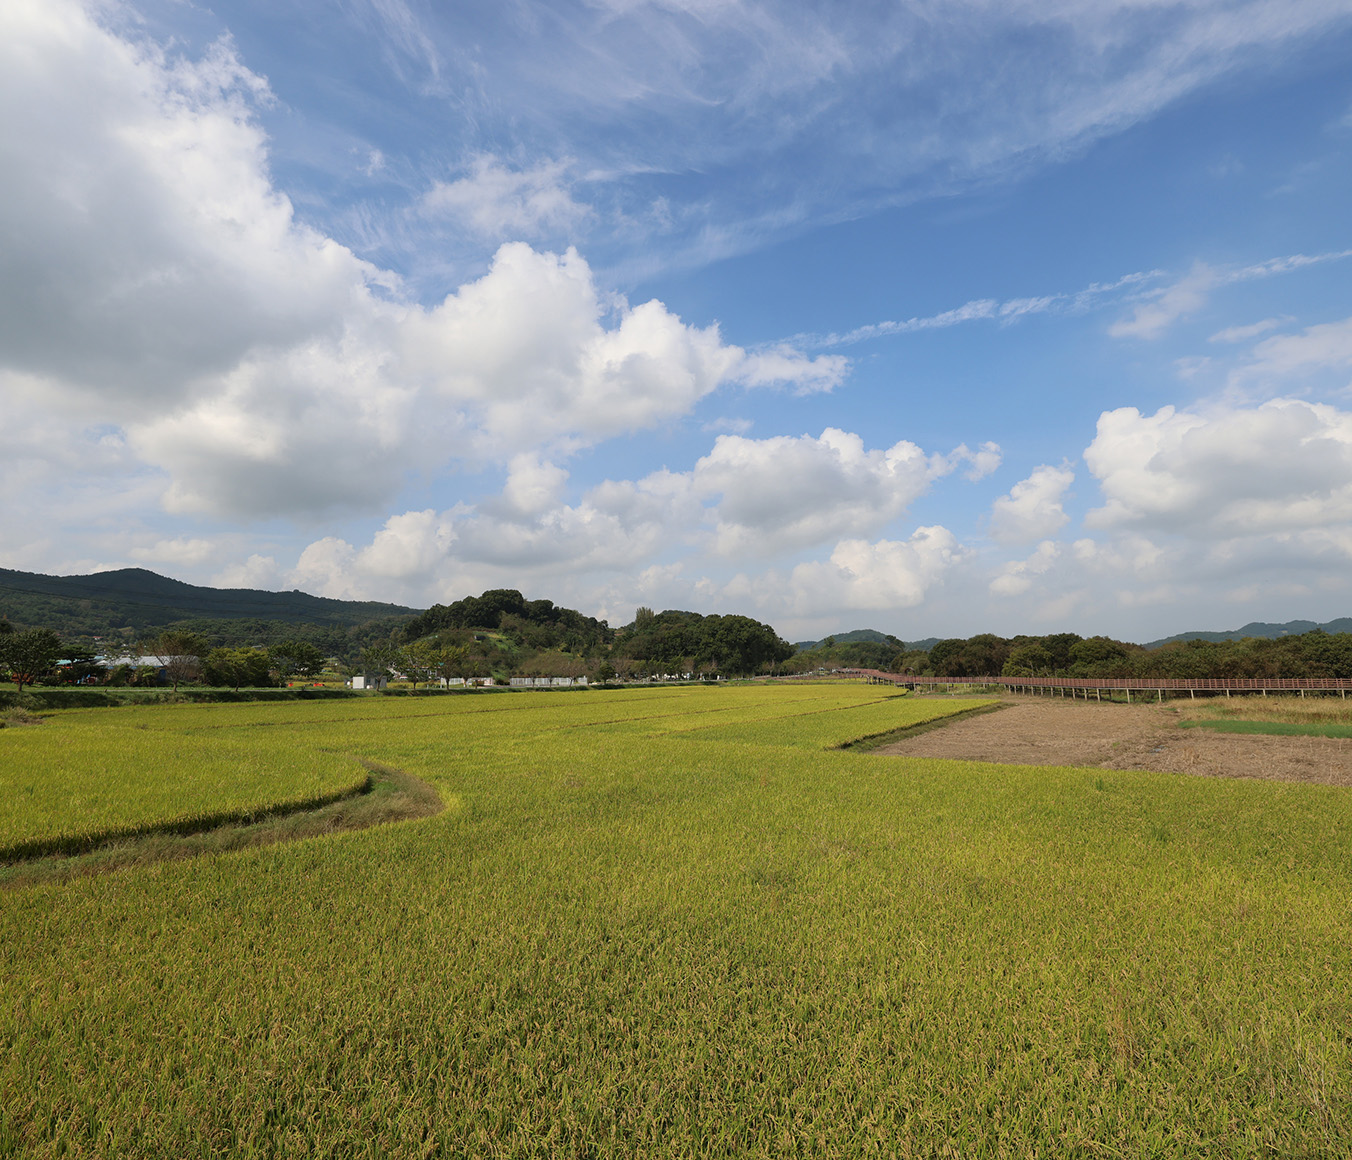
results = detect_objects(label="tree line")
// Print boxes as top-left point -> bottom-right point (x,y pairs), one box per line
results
0,592 -> 799,691
891,630 -> 1352,680
609,608 -> 795,676
17,596 -> 1351,692
0,624 -> 333,693
395,595 -> 796,680
403,590 -> 612,655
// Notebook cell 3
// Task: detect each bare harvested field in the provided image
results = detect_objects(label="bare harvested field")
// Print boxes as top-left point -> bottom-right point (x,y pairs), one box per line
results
874,695 -> 1352,786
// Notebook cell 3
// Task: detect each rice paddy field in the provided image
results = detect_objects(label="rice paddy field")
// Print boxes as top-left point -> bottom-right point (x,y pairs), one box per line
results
2,685 -> 1350,1157
0,719 -> 369,859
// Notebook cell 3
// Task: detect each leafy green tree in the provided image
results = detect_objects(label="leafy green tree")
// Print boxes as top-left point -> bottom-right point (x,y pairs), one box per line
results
594,661 -> 617,685
359,641 -> 403,686
893,649 -> 931,674
926,639 -> 967,676
431,643 -> 472,684
402,638 -> 452,689
1068,636 -> 1129,675
271,640 -> 326,680
0,628 -> 63,691
1003,643 -> 1053,677
142,629 -> 209,691
1300,631 -> 1352,679
962,634 -> 1011,676
203,647 -> 272,691
1040,633 -> 1083,672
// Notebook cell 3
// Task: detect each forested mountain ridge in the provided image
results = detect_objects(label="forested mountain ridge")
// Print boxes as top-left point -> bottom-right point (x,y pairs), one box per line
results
0,571 -> 797,676
792,629 -> 902,651
1143,618 -> 1352,649
0,567 -> 419,640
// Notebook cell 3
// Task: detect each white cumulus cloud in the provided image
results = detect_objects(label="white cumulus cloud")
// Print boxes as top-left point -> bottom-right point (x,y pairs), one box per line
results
272,425 -> 981,611
0,1 -> 844,529
1084,400 -> 1352,536
989,540 -> 1061,597
786,528 -> 963,615
988,464 -> 1074,544
691,428 -> 968,558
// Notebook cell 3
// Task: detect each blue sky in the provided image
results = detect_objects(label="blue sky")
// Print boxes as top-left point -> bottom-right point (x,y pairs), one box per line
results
4,0 -> 1352,643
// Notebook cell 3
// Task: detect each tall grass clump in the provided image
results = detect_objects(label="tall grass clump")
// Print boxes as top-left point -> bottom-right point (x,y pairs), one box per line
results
1186,692 -> 1352,726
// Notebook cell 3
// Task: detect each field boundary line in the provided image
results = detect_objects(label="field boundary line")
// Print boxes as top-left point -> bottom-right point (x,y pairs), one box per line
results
542,692 -> 904,735
838,701 -> 1006,751
0,761 -> 444,888
1180,719 -> 1352,738
0,765 -> 374,863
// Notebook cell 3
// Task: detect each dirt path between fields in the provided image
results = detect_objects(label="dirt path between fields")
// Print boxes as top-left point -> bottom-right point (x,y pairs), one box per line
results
872,697 -> 1352,787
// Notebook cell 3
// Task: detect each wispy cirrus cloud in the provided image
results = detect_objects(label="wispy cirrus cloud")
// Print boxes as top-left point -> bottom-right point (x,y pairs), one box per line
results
421,156 -> 592,240
328,0 -> 1352,275
788,248 -> 1352,352
1110,249 -> 1352,340
792,270 -> 1159,350
1210,317 -> 1289,344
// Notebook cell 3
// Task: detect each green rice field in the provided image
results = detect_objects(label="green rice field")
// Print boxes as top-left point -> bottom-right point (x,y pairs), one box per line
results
0,713 -> 370,859
2,685 -> 1350,1157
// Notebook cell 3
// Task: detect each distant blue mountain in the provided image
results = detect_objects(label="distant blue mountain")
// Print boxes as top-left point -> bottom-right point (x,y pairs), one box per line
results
1144,618 -> 1352,649
794,619 -> 1352,656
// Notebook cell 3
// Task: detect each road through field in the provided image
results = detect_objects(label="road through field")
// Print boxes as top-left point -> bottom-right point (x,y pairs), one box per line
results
874,696 -> 1352,786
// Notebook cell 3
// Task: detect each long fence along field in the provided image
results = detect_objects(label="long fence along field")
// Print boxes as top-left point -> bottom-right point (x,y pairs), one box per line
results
2,685 -> 1350,1157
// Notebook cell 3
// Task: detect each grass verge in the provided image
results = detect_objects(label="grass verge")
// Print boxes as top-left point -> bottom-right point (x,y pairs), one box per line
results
1183,693 -> 1352,726
1180,718 -> 1352,738
0,762 -> 443,890
0,686 -> 364,710
834,699 -> 1005,750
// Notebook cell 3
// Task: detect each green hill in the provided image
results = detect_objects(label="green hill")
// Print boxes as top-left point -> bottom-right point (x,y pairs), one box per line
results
792,628 -> 903,652
0,567 -> 420,640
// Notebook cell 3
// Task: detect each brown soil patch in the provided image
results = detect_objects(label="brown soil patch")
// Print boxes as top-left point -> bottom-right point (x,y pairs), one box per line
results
873,696 -> 1352,786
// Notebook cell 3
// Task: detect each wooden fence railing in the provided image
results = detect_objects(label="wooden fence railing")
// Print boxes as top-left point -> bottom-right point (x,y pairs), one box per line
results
841,669 -> 1352,698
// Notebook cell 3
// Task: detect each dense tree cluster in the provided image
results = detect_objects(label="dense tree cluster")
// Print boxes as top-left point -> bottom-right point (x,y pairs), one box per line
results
399,593 -> 793,678
403,590 -> 611,655
893,630 -> 1352,681
780,636 -> 904,674
0,623 -> 342,692
359,639 -> 472,689
613,610 -> 795,676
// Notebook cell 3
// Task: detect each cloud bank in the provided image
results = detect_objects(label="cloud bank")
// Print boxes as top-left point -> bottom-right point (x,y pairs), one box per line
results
7,0 -> 1352,645
0,0 -> 842,524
